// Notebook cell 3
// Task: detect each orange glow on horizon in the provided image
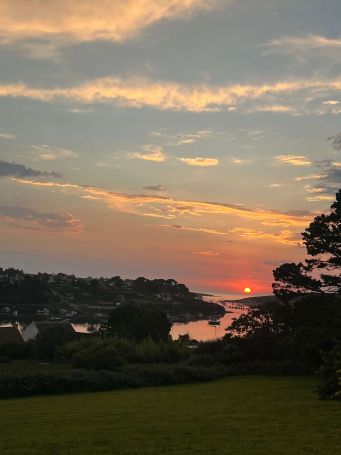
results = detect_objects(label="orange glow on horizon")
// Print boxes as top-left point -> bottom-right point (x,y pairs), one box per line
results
243,287 -> 252,294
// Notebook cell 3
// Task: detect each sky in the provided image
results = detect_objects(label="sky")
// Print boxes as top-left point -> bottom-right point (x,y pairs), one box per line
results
0,0 -> 340,296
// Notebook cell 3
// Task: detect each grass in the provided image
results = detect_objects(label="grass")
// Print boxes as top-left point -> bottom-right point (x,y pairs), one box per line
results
0,376 -> 340,454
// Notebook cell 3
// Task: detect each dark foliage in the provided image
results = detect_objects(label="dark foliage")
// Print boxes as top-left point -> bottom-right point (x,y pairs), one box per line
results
101,303 -> 171,342
273,189 -> 341,300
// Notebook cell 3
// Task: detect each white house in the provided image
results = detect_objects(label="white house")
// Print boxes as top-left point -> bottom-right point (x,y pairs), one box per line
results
21,321 -> 76,342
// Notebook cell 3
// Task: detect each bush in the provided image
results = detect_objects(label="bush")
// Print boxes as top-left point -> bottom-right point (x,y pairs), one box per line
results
317,345 -> 341,399
72,345 -> 125,370
0,342 -> 32,360
59,336 -> 190,367
0,364 -> 227,399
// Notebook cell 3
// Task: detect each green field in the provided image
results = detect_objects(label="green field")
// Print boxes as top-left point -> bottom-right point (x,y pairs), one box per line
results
1,376 -> 340,454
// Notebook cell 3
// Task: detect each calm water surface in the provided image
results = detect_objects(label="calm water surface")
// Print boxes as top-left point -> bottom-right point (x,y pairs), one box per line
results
0,295 -> 248,341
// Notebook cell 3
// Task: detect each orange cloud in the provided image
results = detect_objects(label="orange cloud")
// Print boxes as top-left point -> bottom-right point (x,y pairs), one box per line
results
129,145 -> 167,162
275,155 -> 312,166
13,178 -> 313,231
0,77 -> 340,113
229,227 -> 302,246
0,0 -> 220,45
177,157 -> 218,167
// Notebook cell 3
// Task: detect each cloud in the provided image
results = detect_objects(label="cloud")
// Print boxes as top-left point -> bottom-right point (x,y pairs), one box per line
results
129,145 -> 166,162
32,145 -> 79,160
231,157 -> 251,165
301,161 -> 341,200
264,34 -> 341,62
143,185 -> 166,191
0,76 -> 340,114
159,224 -> 229,236
0,132 -> 15,139
177,157 -> 218,167
0,206 -> 82,233
192,250 -> 220,256
229,227 -> 302,246
0,0 -> 221,47
306,195 -> 335,202
13,177 -> 314,230
151,129 -> 215,146
295,173 -> 327,181
275,155 -> 311,166
328,133 -> 341,150
0,160 -> 61,178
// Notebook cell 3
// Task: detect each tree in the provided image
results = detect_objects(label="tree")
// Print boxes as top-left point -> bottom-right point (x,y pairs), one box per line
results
101,304 -> 171,342
273,189 -> 341,300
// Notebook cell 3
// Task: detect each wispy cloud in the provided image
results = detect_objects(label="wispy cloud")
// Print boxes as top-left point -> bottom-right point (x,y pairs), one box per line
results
295,173 -> 327,181
229,227 -> 302,246
32,145 -> 79,160
0,160 -> 61,178
13,177 -> 314,230
275,155 -> 311,166
264,33 -> 341,62
143,184 -> 166,191
177,157 -> 218,167
0,76 -> 340,114
192,250 -> 220,256
129,145 -> 166,162
151,129 -> 215,145
301,161 -> 341,200
0,0 -> 221,48
231,157 -> 251,165
0,132 -> 15,139
328,132 -> 341,150
0,206 -> 82,233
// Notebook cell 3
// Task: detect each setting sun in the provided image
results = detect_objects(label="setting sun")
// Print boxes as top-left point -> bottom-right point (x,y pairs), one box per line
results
243,287 -> 252,294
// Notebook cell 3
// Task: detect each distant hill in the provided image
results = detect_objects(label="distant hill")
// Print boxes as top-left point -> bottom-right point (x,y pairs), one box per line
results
222,295 -> 281,307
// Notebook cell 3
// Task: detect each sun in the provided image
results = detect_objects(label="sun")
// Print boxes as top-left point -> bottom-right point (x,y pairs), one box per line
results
243,287 -> 252,294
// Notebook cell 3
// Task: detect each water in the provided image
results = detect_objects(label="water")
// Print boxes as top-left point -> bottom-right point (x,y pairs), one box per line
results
0,296 -> 248,341
171,305 -> 246,341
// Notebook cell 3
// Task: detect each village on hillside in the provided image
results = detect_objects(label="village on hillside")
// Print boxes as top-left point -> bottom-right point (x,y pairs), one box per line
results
0,267 -> 225,328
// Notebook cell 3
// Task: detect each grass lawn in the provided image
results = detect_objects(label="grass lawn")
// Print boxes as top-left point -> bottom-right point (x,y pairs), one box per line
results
0,376 -> 340,454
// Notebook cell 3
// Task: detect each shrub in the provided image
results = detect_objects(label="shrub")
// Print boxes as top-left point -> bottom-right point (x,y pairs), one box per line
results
317,345 -> 341,399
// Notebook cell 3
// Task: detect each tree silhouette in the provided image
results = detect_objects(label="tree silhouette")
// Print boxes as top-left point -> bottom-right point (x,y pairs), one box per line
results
273,189 -> 341,300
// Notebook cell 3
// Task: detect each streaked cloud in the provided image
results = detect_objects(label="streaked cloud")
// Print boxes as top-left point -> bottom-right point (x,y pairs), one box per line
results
192,250 -> 220,256
229,227 -> 301,246
264,34 -> 341,62
301,161 -> 341,200
143,184 -> 166,191
306,195 -> 335,202
328,132 -> 341,150
13,177 -> 313,230
0,160 -> 61,178
275,155 -> 311,166
151,129 -> 215,145
231,157 -> 251,165
32,145 -> 79,160
129,145 -> 166,162
177,157 -> 218,167
295,173 -> 327,181
0,206 -> 82,233
0,0 -> 221,47
0,76 -> 340,114
0,132 -> 15,139
160,224 -> 229,236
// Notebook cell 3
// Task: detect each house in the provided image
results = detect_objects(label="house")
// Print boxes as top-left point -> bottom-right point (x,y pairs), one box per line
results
0,326 -> 23,344
36,308 -> 50,316
21,321 -> 76,342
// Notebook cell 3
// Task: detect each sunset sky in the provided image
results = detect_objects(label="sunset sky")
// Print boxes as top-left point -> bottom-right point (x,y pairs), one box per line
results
0,0 -> 340,295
